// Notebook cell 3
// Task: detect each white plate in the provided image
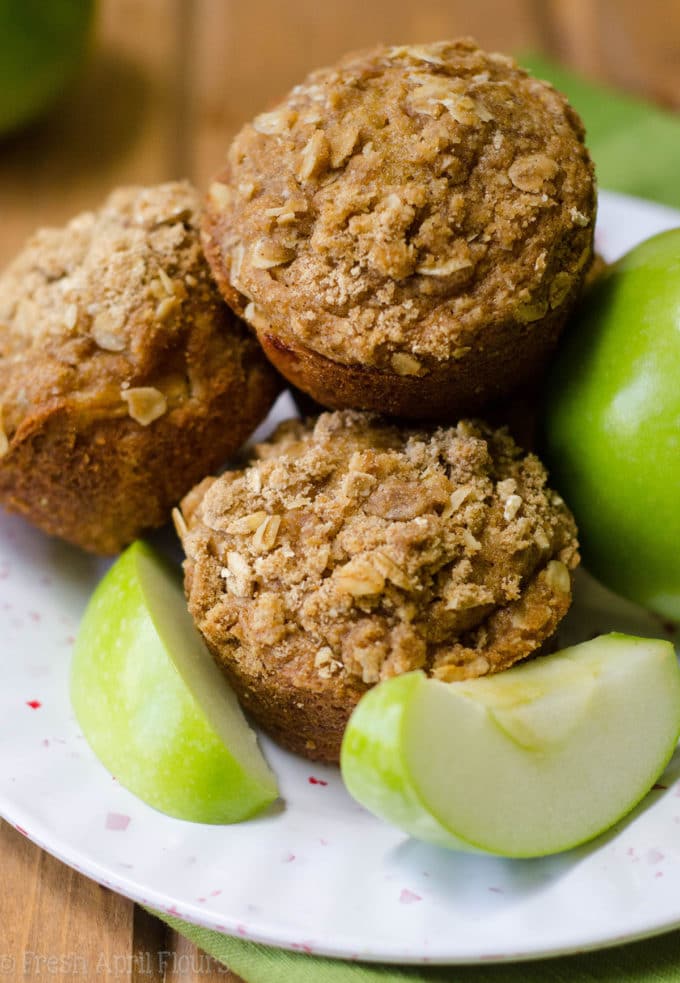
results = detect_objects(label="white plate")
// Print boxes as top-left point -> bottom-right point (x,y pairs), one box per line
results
2,191 -> 680,966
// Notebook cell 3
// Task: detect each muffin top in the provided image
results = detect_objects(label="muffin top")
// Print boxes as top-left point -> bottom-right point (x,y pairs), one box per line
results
203,40 -> 595,373
0,181 -> 250,448
179,411 -> 579,687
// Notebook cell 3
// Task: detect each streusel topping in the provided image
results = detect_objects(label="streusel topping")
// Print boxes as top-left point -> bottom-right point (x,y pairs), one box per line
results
204,40 -> 594,370
179,411 -> 579,686
0,182 -> 232,441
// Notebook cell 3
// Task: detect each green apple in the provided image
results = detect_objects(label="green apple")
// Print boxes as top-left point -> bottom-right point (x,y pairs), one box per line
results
340,634 -> 680,857
0,0 -> 95,136
543,229 -> 680,619
71,541 -> 278,824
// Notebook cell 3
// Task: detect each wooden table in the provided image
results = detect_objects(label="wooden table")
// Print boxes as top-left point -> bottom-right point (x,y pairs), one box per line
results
2,1 -> 679,978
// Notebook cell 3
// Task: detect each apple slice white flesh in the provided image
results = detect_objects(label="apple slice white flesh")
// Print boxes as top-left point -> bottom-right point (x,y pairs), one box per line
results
71,541 -> 278,823
340,634 -> 680,857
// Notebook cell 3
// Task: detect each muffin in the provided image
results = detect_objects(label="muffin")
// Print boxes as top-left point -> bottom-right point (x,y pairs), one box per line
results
177,411 -> 579,762
202,40 -> 595,420
0,182 -> 281,554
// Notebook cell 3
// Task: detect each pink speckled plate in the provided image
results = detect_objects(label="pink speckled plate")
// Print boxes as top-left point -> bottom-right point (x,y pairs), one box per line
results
3,191 -> 680,965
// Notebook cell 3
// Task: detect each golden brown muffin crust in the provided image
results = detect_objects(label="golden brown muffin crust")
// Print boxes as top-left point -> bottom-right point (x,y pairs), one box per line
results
0,182 -> 281,553
179,411 -> 579,761
203,40 -> 595,375
2,183 -> 230,430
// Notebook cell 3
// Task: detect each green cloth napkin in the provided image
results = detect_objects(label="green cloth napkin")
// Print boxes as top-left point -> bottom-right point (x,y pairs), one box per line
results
157,910 -> 680,982
156,58 -> 680,981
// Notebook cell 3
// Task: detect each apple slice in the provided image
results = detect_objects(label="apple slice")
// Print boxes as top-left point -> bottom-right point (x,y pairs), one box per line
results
340,634 -> 680,857
71,541 -> 278,823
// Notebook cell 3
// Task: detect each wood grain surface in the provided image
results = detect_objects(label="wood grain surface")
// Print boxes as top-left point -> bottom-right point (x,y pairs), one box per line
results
1,0 -> 680,978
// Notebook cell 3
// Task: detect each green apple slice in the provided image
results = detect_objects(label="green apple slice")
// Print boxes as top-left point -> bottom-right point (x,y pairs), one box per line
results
71,541 -> 278,823
340,634 -> 680,857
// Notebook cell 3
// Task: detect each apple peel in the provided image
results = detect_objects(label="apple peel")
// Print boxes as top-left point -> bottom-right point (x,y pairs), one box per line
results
543,229 -> 680,619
